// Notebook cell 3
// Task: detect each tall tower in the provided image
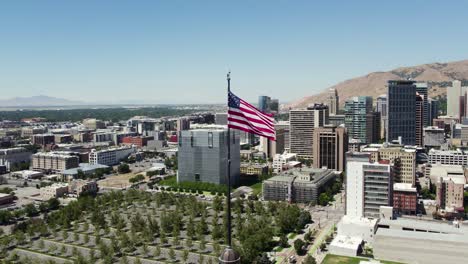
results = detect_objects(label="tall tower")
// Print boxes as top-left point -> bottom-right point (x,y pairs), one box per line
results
327,88 -> 339,115
387,80 -> 416,145
447,80 -> 461,117
313,125 -> 348,171
376,94 -> 387,140
415,94 -> 424,146
344,96 -> 374,144
415,83 -> 429,127
289,104 -> 329,160
258,95 -> 271,113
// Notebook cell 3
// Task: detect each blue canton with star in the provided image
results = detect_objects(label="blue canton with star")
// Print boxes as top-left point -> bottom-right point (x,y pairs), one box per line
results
228,91 -> 241,109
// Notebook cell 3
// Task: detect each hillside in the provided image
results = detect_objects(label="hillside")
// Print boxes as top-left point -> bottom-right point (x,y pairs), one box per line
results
287,59 -> 468,109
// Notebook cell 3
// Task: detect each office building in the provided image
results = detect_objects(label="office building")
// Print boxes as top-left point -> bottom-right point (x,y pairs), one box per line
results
289,104 -> 329,160
177,128 -> 240,186
89,146 -> 136,166
313,125 -> 347,171
0,147 -> 33,170
415,94 -> 424,146
92,131 -> 114,143
428,98 -> 439,123
32,134 -> 55,146
176,118 -> 190,132
263,167 -> 338,204
372,112 -> 381,143
21,126 -> 47,138
270,99 -> 279,113
344,96 -> 374,144
40,183 -> 69,200
82,118 -> 106,130
415,82 -> 429,126
32,152 -> 79,173
240,163 -> 269,176
328,114 -> 345,127
258,95 -> 271,113
275,121 -> 290,150
272,152 -> 297,173
345,152 -> 393,219
121,136 -> 154,148
423,127 -> 445,148
428,149 -> 468,166
215,113 -> 228,125
387,80 -> 416,145
362,144 -> 416,186
447,80 -> 468,119
376,94 -> 387,140
259,127 -> 284,158
393,183 -> 417,215
326,88 -> 339,115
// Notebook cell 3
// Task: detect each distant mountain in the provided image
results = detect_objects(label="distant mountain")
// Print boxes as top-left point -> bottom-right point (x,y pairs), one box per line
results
0,95 -> 85,107
286,59 -> 468,109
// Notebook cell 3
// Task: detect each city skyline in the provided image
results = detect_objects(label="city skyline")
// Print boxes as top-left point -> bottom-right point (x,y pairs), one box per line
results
1,1 -> 468,103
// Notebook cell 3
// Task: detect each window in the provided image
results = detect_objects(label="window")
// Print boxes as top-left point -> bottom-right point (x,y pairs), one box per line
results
208,132 -> 213,148
195,173 -> 200,182
190,132 -> 194,147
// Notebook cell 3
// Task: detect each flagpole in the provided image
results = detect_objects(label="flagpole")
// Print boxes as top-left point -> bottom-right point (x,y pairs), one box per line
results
226,71 -> 232,247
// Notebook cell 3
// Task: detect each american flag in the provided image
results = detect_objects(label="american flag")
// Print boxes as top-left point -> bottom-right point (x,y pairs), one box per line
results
228,91 -> 276,141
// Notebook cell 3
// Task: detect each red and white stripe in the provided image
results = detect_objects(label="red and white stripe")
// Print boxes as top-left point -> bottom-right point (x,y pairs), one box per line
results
228,98 -> 276,141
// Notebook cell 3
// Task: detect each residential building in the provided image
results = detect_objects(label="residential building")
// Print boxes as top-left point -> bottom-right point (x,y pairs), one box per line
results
387,80 -> 416,145
272,152 -> 297,173
0,147 -> 33,170
326,88 -> 339,115
40,183 -> 69,200
424,127 -> 445,148
428,149 -> 468,166
263,167 -> 338,204
177,128 -> 240,185
393,183 -> 417,215
289,104 -> 329,160
436,174 -> 465,212
89,146 -> 136,166
240,163 -> 268,176
344,96 -> 374,144
313,125 -> 348,171
32,152 -> 79,173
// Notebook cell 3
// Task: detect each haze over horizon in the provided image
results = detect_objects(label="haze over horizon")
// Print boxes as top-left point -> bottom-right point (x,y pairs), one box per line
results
1,1 -> 468,104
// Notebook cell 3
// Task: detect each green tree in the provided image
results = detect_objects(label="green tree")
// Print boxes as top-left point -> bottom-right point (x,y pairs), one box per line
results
318,193 -> 330,206
303,254 -> 317,264
118,163 -> 131,174
294,238 -> 305,254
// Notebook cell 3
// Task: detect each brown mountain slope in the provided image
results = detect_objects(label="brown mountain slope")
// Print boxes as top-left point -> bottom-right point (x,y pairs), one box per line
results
286,59 -> 468,109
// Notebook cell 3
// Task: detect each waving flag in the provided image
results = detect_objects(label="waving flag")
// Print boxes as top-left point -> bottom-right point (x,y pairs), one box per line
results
228,91 -> 276,141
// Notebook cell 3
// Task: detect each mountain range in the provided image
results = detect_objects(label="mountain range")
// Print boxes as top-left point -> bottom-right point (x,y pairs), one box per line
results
287,59 -> 468,109
0,95 -> 85,107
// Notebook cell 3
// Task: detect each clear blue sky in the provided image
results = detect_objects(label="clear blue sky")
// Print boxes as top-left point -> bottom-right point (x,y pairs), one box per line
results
1,1 -> 468,104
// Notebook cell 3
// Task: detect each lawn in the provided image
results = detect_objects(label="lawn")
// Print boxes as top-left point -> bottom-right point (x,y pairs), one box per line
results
322,254 -> 405,264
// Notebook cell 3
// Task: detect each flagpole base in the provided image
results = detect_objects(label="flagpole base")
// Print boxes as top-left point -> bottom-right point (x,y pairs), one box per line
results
219,246 -> 240,264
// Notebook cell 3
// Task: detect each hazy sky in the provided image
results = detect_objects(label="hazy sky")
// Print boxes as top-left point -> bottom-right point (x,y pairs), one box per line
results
1,1 -> 468,104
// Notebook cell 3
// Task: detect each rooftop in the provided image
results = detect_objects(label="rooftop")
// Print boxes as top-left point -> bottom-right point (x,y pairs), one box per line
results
394,183 -> 417,192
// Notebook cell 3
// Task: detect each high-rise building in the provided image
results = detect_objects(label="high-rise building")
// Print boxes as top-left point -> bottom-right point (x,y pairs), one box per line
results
372,112 -> 381,143
428,98 -> 439,124
376,95 -> 387,140
259,127 -> 285,159
447,80 -> 462,117
289,104 -> 329,160
415,94 -> 424,146
415,82 -> 429,126
328,114 -> 345,127
313,125 -> 348,171
326,88 -> 339,115
345,152 -> 393,219
258,96 -> 271,113
270,99 -> 279,113
275,121 -> 290,151
387,80 -> 416,145
344,96 -> 374,144
177,128 -> 240,186
176,118 -> 190,132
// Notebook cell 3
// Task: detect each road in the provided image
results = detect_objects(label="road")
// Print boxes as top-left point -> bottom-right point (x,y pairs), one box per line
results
276,191 -> 345,264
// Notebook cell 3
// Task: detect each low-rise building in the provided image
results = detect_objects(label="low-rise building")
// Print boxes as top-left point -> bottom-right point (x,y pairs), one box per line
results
263,167 -> 338,204
121,136 -> 154,148
40,183 -> 69,200
32,134 -> 55,146
240,163 -> 269,176
62,163 -> 110,180
0,147 -> 33,170
21,126 -> 47,138
428,148 -> 468,166
68,180 -> 98,196
436,174 -> 465,212
11,170 -> 43,180
423,127 -> 445,148
0,193 -> 14,205
89,146 -> 136,166
32,152 -> 79,173
272,152 -> 297,173
393,183 -> 417,215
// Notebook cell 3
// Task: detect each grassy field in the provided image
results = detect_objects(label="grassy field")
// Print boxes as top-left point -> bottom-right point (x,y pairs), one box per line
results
97,172 -> 148,189
322,254 -> 405,264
